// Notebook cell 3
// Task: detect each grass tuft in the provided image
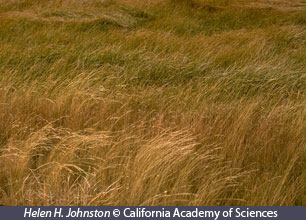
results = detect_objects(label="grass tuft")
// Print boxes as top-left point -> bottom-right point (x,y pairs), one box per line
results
0,0 -> 305,205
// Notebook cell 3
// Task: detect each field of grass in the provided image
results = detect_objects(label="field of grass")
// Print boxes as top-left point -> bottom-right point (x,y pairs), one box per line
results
0,0 -> 305,205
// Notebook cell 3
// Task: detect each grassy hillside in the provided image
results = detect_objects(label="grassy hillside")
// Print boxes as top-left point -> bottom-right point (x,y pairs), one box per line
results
0,0 -> 305,205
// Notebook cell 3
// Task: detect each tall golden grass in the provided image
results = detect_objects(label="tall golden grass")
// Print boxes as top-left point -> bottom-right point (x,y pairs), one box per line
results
0,0 -> 305,205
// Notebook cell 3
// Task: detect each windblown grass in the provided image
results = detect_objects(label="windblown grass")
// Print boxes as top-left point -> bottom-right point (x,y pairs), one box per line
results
0,0 -> 305,205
